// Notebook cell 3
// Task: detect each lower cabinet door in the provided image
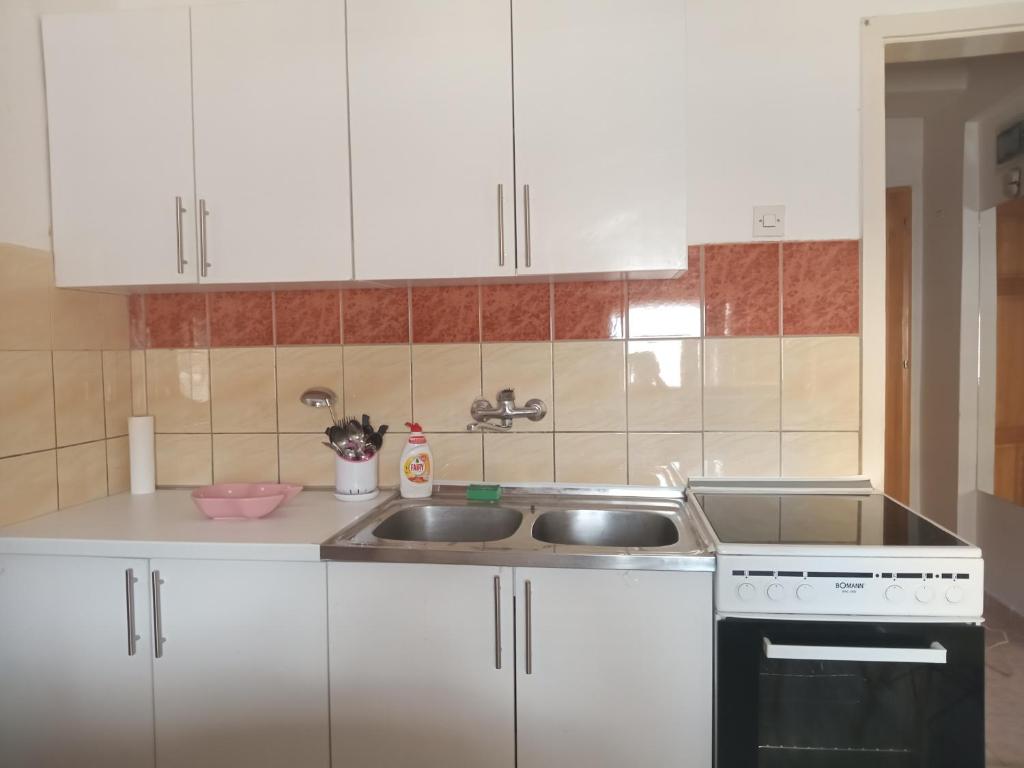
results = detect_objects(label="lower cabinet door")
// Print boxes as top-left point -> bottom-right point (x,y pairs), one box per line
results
328,562 -> 515,768
0,554 -> 155,768
150,559 -> 329,768
515,568 -> 713,768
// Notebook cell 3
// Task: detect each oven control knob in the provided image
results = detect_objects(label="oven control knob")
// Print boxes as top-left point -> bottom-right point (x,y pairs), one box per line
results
915,585 -> 934,603
946,585 -> 964,604
796,584 -> 815,601
736,582 -> 757,601
766,583 -> 785,601
885,585 -> 905,603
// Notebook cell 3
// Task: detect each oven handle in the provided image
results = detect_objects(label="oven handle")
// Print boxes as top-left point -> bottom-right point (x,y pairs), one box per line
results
763,637 -> 947,665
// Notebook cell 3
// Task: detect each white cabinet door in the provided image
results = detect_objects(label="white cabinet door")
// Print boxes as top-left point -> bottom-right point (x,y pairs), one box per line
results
512,0 -> 687,276
190,0 -> 352,284
0,555 -> 155,768
150,559 -> 329,768
43,8 -> 197,287
328,563 -> 515,768
348,0 -> 515,279
515,568 -> 712,768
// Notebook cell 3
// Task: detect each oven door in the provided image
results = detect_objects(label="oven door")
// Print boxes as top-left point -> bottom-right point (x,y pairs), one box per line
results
716,618 -> 984,768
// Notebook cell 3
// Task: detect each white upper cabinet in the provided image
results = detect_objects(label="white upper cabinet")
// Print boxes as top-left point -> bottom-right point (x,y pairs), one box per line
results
191,0 -> 352,284
511,0 -> 687,276
348,0 -> 515,280
43,8 -> 198,287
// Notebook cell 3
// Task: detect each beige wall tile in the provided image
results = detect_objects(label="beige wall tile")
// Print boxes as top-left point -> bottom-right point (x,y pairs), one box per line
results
343,345 -> 412,433
279,433 -> 335,487
481,343 -> 553,432
52,289 -> 129,350
703,432 -> 780,477
57,440 -> 108,508
53,351 -> 105,446
781,432 -> 860,476
102,350 -> 132,437
428,432 -> 483,482
555,432 -> 627,485
155,433 -> 212,486
377,431 -> 408,488
704,338 -> 780,431
0,351 -> 55,457
213,433 -> 280,483
627,432 -> 702,487
484,433 -> 554,483
553,341 -> 626,431
106,436 -> 130,494
0,243 -> 53,350
412,344 -> 481,432
146,349 -> 211,433
276,347 -> 343,432
210,347 -> 277,433
0,450 -> 58,526
628,339 -> 701,431
781,337 -> 860,430
131,349 -> 147,416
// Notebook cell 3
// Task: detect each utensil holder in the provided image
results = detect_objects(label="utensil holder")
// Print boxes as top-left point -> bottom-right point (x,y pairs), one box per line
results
335,453 -> 379,502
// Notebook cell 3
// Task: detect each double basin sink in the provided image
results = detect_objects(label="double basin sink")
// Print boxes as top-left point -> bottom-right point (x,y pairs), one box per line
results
321,485 -> 713,571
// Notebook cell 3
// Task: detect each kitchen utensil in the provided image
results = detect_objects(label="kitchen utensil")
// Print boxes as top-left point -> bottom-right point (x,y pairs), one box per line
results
300,388 -> 340,426
335,452 -> 379,502
192,483 -> 303,520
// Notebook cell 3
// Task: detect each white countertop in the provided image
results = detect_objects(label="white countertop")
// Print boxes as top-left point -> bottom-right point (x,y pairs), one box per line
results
0,489 -> 394,561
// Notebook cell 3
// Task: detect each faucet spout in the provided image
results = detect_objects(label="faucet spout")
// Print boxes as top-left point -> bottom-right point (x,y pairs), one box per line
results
468,388 -> 548,431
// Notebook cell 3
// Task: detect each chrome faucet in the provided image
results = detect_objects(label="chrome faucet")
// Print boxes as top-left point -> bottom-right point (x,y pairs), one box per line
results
467,388 -> 547,432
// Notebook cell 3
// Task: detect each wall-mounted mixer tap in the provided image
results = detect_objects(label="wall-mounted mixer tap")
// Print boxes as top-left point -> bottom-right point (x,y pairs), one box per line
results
467,388 -> 547,432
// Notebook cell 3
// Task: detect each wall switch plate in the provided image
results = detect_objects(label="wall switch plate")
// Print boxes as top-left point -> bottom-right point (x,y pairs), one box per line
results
753,205 -> 785,238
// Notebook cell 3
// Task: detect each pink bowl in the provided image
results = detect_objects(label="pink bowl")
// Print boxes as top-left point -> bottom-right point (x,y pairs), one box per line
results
191,483 -> 303,520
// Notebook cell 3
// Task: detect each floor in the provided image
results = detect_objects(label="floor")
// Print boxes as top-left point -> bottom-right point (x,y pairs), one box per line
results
986,595 -> 1024,767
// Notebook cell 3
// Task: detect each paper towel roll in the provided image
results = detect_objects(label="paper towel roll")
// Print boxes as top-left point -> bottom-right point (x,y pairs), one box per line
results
128,416 -> 156,495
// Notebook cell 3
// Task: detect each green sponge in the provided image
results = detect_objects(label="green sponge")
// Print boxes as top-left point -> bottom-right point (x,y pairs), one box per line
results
466,484 -> 503,502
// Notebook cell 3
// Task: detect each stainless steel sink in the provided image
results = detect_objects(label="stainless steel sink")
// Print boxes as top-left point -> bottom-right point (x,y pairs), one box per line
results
532,508 -> 679,548
372,504 -> 522,542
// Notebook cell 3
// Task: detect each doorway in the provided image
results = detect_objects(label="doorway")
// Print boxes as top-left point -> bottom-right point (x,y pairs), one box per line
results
885,186 -> 912,504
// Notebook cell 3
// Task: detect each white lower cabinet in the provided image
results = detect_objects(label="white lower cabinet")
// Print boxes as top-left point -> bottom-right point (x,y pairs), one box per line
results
0,554 -> 156,768
328,562 -> 516,768
150,559 -> 330,768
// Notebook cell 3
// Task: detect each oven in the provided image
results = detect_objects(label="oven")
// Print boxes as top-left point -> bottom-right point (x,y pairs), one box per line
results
716,617 -> 984,768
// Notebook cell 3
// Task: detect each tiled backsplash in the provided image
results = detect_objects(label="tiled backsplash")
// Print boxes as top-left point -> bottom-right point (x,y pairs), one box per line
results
126,241 -> 861,490
0,243 -> 132,526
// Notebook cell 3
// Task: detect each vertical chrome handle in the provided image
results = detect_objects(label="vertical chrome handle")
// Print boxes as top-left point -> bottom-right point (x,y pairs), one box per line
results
524,579 -> 533,675
497,184 -> 506,268
523,185 -> 532,268
175,196 -> 188,274
151,570 -> 165,659
198,198 -> 210,278
125,569 -> 140,657
493,575 -> 502,669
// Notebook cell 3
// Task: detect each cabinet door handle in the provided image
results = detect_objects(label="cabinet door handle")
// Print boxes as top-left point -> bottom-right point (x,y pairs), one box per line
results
175,196 -> 188,274
524,579 -> 533,674
522,185 -> 532,268
198,198 -> 210,278
497,184 -> 506,268
151,570 -> 166,659
493,575 -> 502,669
125,568 -> 140,657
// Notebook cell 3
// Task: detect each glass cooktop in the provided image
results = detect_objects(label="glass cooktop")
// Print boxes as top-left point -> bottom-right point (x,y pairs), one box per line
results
695,493 -> 968,547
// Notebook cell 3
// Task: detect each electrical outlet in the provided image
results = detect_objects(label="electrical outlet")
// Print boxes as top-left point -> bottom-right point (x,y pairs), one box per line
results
753,205 -> 785,238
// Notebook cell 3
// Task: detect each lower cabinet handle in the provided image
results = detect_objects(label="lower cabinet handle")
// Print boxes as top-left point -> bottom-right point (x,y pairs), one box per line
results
125,568 -> 140,657
151,570 -> 166,659
525,579 -> 533,675
493,575 -> 502,670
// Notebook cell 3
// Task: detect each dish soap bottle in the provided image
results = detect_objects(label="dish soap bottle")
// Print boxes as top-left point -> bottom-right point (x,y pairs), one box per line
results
399,422 -> 433,498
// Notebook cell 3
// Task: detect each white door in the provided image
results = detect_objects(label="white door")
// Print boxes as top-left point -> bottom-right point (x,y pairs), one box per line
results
190,0 -> 352,284
150,559 -> 329,768
328,563 -> 515,768
42,8 -> 197,287
0,555 -> 155,768
512,0 -> 687,276
515,568 -> 712,768
348,0 -> 515,279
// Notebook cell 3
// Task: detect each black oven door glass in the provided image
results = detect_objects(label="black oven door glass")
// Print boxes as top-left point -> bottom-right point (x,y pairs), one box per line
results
717,619 -> 984,768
